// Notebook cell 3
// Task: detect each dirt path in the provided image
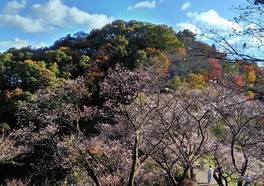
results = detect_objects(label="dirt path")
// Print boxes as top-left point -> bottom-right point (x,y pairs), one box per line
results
195,169 -> 218,186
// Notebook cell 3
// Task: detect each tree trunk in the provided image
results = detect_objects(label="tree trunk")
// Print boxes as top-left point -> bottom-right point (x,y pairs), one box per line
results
127,131 -> 140,186
213,172 -> 224,186
84,161 -> 101,186
176,166 -> 189,186
237,180 -> 243,186
190,166 -> 196,181
168,171 -> 177,186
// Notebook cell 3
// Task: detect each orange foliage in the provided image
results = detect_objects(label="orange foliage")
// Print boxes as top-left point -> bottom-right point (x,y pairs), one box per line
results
177,48 -> 187,56
89,145 -> 101,155
87,71 -> 104,81
95,58 -> 102,63
5,87 -> 24,99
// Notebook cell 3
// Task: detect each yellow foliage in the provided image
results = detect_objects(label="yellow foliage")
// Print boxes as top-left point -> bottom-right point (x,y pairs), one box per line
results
186,73 -> 206,89
134,92 -> 146,105
247,91 -> 255,98
24,59 -> 36,64
145,48 -> 171,76
247,70 -> 256,83
0,122 -> 11,131
59,47 -> 70,51
5,87 -> 24,98
15,87 -> 24,95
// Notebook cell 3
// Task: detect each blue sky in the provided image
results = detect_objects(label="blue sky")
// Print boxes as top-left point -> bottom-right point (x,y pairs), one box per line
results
0,0 -> 249,52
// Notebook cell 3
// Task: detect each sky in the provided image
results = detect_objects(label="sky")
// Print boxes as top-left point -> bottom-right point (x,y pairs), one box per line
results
0,0 -> 250,52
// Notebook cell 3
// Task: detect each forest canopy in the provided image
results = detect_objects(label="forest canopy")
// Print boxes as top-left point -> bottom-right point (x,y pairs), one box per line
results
0,17 -> 263,186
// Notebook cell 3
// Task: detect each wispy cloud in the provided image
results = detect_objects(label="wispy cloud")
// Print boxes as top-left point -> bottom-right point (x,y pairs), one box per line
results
127,1 -> 156,11
0,0 -> 114,33
3,0 -> 26,14
181,2 -> 191,11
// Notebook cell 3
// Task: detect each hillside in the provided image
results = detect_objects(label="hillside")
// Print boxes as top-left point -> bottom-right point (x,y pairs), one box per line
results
0,20 -> 263,186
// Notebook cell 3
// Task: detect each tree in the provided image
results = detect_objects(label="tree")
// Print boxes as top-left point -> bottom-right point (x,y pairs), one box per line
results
17,77 -> 93,135
0,78 -> 96,184
0,122 -> 67,185
206,0 -> 264,102
208,58 -> 222,80
150,88 -> 218,185
206,84 -> 264,186
0,54 -> 58,127
176,29 -> 197,44
100,65 -> 168,185
206,0 -> 264,63
50,65 -> 170,186
87,20 -> 183,70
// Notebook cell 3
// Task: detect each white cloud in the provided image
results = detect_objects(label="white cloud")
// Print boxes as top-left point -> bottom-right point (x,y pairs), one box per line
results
68,7 -> 113,28
30,0 -> 69,26
175,23 -> 200,34
187,9 -> 242,32
0,38 -> 47,52
128,1 -> 156,11
30,0 -> 113,29
0,0 -> 113,33
0,14 -> 46,33
0,38 -> 29,52
3,0 -> 26,15
181,2 -> 191,11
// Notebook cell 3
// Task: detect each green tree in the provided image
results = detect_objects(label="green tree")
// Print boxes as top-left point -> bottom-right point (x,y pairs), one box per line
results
87,20 -> 183,69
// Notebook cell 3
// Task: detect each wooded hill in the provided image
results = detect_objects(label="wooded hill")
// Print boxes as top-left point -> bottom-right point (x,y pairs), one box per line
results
0,20 -> 263,186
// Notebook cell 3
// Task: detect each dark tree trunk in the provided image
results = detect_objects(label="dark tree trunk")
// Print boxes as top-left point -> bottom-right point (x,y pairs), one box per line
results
127,131 -> 139,186
238,180 -> 243,186
213,172 -> 224,186
190,166 -> 196,181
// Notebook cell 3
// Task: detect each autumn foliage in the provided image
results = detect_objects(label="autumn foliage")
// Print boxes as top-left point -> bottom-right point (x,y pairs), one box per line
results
0,19 -> 263,186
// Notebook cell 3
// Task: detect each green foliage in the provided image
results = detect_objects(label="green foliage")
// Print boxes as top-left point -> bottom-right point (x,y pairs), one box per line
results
176,29 -> 196,46
144,160 -> 161,172
210,121 -> 227,140
167,75 -> 184,89
223,61 -> 233,73
49,62 -> 60,75
0,122 -> 11,132
79,55 -> 90,69
87,20 -> 183,69
134,50 -> 147,67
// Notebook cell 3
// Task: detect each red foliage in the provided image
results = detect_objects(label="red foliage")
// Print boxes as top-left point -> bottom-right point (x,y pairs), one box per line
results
208,58 -> 222,80
233,75 -> 244,87
246,97 -> 254,101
